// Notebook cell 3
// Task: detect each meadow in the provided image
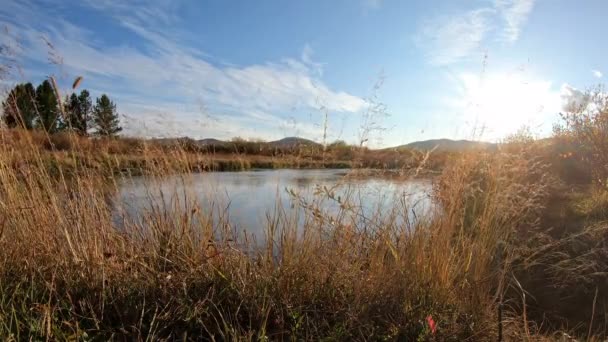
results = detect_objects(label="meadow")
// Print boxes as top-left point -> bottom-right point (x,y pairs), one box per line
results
0,96 -> 607,341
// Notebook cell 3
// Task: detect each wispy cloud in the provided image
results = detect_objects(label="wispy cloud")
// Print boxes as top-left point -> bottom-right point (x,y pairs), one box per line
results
120,103 -> 325,140
416,0 -> 536,65
416,9 -> 494,66
495,0 -> 536,42
362,0 -> 383,10
0,0 -> 365,140
81,0 -> 179,26
593,69 -> 603,78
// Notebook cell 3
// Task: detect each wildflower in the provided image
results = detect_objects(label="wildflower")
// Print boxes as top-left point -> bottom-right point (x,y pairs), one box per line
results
426,315 -> 437,335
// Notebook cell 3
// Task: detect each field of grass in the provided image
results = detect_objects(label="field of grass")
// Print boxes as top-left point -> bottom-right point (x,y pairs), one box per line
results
0,119 -> 607,341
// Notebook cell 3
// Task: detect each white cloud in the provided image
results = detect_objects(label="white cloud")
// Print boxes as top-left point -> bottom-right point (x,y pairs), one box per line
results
416,0 -> 536,65
560,84 -> 592,113
0,0 -> 364,140
300,43 -> 324,75
416,9 -> 494,66
559,84 -> 608,124
495,0 -> 535,42
117,98 -> 325,141
593,69 -> 603,78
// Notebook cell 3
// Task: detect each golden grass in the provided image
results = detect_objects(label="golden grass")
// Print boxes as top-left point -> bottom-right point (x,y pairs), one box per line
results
0,128 -> 606,340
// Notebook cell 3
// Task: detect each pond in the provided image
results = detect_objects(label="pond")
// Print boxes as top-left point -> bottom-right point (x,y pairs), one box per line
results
114,169 -> 434,241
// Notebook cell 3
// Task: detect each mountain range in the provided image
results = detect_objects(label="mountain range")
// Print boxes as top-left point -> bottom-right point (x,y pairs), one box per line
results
399,139 -> 496,151
195,137 -> 494,151
198,137 -> 320,148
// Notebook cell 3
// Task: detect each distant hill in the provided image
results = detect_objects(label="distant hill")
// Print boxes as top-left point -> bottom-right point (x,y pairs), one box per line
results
197,138 -> 226,146
401,139 -> 496,152
268,137 -> 321,148
195,137 -> 320,148
192,137 -> 493,152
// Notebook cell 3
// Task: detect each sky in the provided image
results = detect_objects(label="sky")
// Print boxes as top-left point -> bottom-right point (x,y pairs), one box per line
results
0,0 -> 605,147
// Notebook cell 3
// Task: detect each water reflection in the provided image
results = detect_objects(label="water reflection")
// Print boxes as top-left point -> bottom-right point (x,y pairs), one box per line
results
114,169 -> 434,241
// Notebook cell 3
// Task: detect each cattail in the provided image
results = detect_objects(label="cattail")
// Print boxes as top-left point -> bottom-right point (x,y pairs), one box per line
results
72,76 -> 83,90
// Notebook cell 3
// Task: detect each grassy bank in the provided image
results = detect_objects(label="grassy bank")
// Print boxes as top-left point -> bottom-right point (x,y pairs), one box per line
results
0,124 -> 607,340
1,129 -> 450,178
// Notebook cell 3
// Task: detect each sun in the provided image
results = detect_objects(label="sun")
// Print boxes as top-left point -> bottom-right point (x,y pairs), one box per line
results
457,72 -> 560,140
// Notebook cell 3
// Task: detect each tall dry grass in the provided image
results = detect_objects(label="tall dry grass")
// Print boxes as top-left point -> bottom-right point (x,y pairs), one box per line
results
2,125 -> 605,340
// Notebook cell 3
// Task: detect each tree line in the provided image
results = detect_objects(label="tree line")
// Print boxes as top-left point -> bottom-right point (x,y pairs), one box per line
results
1,79 -> 122,137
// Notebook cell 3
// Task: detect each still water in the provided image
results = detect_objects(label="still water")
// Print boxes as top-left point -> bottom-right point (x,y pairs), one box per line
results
115,169 -> 434,240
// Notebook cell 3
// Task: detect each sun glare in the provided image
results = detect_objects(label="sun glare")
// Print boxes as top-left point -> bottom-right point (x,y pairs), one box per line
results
458,72 -> 560,140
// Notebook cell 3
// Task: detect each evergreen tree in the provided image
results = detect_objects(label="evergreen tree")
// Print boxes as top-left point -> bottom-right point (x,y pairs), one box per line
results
65,89 -> 92,135
92,94 -> 122,137
35,80 -> 60,133
1,83 -> 36,129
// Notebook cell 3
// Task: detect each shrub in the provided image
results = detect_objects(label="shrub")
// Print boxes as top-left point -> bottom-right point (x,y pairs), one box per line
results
554,86 -> 608,185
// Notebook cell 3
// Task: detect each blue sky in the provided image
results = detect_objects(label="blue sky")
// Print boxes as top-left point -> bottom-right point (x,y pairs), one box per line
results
0,0 -> 605,146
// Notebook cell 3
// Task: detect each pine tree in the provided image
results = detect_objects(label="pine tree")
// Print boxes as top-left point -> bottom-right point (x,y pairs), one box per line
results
35,80 -> 60,133
65,89 -> 92,135
1,83 -> 36,129
92,94 -> 122,137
